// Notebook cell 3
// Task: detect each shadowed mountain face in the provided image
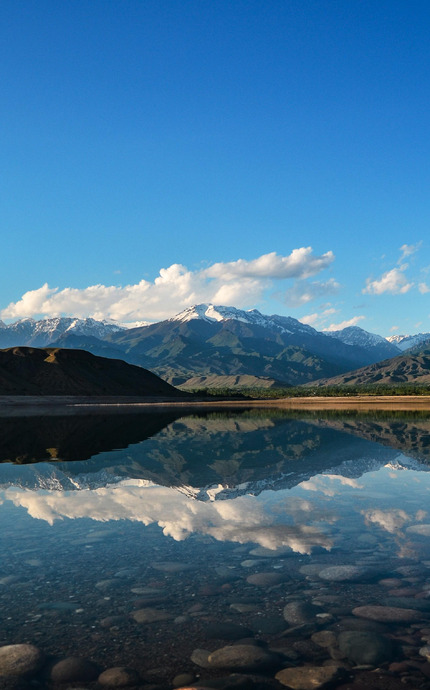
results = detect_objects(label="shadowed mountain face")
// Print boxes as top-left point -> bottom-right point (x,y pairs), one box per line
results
1,410 -> 429,496
309,348 -> 430,387
0,347 -> 183,396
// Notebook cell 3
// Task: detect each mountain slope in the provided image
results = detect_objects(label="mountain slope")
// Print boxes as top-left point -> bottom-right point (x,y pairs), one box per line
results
108,304 -> 384,385
307,347 -> 430,387
0,347 -> 183,396
327,326 -> 400,361
0,317 -> 123,348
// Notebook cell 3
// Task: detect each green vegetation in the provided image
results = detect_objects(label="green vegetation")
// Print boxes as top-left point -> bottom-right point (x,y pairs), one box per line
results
188,382 -> 430,399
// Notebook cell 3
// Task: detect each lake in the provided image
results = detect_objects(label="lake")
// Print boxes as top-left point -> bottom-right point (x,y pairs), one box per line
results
1,408 -> 430,690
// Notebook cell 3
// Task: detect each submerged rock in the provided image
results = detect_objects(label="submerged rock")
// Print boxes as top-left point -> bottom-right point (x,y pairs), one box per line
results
98,666 -> 140,686
337,631 -> 394,665
207,644 -> 279,671
276,665 -> 345,689
283,601 -> 321,625
49,657 -> 100,683
352,605 -> 424,622
0,645 -> 44,677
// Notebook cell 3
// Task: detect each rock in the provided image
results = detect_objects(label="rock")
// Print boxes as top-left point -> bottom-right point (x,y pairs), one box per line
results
132,608 -> 172,623
172,673 -> 194,687
0,645 -> 45,677
276,665 -> 345,689
382,596 -> 430,612
100,615 -> 128,628
98,667 -> 140,686
230,603 -> 258,613
49,657 -> 100,683
283,601 -> 321,625
299,565 -> 324,578
207,645 -> 279,671
318,565 -> 378,582
246,572 -> 286,587
205,622 -> 253,640
311,631 -> 337,648
352,605 -> 423,622
419,646 -> 430,660
338,631 -> 394,665
190,649 -> 212,669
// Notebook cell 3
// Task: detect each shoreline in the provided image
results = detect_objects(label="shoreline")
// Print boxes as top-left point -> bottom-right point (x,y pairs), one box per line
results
0,394 -> 430,416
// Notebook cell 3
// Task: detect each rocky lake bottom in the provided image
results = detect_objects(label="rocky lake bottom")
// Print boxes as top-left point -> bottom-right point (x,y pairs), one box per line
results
1,409 -> 430,690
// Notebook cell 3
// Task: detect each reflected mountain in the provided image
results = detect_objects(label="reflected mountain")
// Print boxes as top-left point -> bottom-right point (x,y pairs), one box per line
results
1,410 -> 430,497
0,410 -> 183,463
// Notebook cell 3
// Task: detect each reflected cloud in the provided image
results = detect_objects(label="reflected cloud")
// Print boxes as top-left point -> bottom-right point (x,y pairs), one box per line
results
2,482 -> 333,554
362,508 -> 411,533
298,474 -> 364,497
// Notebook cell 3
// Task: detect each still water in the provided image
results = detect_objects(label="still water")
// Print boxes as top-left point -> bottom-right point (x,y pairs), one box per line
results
1,408 -> 430,689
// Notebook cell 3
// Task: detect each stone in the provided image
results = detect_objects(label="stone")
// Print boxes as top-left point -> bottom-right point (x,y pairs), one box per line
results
311,631 -> 337,648
276,665 -> 345,689
299,564 -> 324,578
246,572 -> 286,587
318,565 -> 377,582
283,601 -> 321,625
132,608 -> 172,623
338,631 -> 393,665
98,667 -> 140,687
172,673 -> 194,687
100,615 -> 128,628
419,646 -> 430,660
352,605 -> 423,622
190,649 -> 212,668
0,645 -> 45,677
49,657 -> 100,683
207,645 -> 278,671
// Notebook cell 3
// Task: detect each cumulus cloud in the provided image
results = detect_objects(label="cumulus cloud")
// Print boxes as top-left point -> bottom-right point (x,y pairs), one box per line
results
362,508 -> 411,533
0,248 -> 335,322
363,267 -> 413,295
283,278 -> 340,308
205,248 -> 334,281
2,483 -> 333,554
323,315 -> 365,331
419,282 -> 430,294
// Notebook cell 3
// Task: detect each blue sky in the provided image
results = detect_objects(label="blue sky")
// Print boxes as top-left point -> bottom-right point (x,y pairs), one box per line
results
1,0 -> 430,335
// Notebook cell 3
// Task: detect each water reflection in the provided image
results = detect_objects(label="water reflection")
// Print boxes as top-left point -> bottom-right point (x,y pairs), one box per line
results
1,410 -> 430,688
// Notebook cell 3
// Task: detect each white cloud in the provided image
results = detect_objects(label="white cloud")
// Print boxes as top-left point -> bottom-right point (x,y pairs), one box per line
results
283,278 -> 340,308
419,282 -> 430,294
399,242 -> 422,262
389,325 -> 399,332
299,308 -> 337,328
2,483 -> 333,554
363,267 -> 413,295
362,508 -> 411,534
205,248 -> 334,281
0,249 -> 335,322
324,315 -> 365,331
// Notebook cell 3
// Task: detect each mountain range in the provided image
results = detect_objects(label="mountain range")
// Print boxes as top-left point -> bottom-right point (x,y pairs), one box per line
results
1,305 -> 430,388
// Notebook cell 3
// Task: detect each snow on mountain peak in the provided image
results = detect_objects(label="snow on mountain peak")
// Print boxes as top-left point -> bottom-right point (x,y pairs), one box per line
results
326,326 -> 390,348
386,332 -> 430,351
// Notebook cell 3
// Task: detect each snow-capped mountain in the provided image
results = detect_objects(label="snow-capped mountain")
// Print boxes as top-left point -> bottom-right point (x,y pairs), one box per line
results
386,332 -> 430,351
170,303 -> 318,336
326,326 -> 400,360
0,317 -> 125,348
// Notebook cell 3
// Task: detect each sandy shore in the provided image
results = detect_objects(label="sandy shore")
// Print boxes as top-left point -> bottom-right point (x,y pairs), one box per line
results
0,394 -> 430,416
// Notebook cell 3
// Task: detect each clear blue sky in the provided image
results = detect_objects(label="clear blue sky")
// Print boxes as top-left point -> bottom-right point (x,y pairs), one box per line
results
2,0 -> 430,335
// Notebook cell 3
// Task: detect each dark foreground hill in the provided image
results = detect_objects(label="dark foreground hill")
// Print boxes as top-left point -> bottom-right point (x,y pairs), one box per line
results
308,348 -> 430,387
0,347 -> 183,396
